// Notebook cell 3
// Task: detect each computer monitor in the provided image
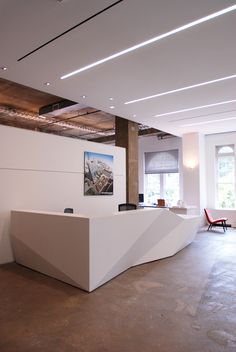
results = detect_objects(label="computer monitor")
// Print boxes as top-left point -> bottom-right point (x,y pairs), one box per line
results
139,193 -> 144,203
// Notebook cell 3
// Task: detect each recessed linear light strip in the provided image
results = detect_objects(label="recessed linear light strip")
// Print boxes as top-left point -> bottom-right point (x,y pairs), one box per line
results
155,99 -> 236,117
125,74 -> 236,105
61,4 -> 236,80
182,116 -> 236,127
18,0 -> 124,62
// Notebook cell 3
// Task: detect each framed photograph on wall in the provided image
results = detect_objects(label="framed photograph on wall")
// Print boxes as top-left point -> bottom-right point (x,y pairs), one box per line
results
84,151 -> 113,195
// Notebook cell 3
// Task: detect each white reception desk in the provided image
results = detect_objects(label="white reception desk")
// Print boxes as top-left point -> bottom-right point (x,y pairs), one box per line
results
11,208 -> 200,292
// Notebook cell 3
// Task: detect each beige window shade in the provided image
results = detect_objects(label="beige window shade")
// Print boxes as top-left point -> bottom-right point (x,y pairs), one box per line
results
145,149 -> 179,174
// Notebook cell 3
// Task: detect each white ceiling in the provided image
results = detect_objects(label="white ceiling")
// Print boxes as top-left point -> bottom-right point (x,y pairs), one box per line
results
0,0 -> 236,136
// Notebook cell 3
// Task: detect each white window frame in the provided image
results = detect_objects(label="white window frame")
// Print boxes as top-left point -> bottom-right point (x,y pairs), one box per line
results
144,149 -> 180,205
144,172 -> 179,205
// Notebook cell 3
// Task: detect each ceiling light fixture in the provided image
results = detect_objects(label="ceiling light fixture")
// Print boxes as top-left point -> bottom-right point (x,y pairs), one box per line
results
182,116 -> 236,127
81,95 -> 86,99
125,74 -> 236,105
60,4 -> 236,80
44,82 -> 50,86
1,66 -> 8,71
154,99 -> 236,117
109,97 -> 114,101
110,106 -> 115,109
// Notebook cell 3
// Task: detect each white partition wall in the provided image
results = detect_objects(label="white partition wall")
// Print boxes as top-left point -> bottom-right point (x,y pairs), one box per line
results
0,125 -> 126,264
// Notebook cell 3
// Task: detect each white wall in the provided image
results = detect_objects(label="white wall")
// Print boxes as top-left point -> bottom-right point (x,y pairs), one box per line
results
182,133 -> 206,215
139,131 -> 236,227
0,125 -> 126,264
138,136 -> 182,201
206,131 -> 236,226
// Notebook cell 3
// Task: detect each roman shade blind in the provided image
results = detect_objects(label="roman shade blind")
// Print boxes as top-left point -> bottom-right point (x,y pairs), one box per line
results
145,149 -> 179,174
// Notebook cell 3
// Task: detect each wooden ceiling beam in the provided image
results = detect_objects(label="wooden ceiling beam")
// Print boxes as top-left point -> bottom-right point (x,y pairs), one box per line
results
91,134 -> 116,143
91,127 -> 171,143
38,109 -> 101,129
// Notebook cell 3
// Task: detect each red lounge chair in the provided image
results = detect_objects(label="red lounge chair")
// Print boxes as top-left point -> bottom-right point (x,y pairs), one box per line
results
204,208 -> 228,232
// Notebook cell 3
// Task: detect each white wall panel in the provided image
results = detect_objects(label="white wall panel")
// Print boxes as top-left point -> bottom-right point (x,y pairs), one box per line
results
0,125 -> 126,263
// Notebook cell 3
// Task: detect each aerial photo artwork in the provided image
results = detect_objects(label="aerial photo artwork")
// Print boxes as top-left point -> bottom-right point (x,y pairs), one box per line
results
84,151 -> 113,195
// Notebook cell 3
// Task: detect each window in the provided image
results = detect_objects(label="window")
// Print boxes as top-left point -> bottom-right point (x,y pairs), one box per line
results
144,150 -> 179,205
216,145 -> 235,208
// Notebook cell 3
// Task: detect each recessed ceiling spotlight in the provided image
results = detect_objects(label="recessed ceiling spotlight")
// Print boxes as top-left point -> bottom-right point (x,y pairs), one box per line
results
109,97 -> 114,101
125,74 -> 236,105
1,66 -> 8,71
110,106 -> 115,109
133,114 -> 137,117
44,82 -> 50,86
81,95 -> 86,99
154,99 -> 236,117
60,4 -> 236,79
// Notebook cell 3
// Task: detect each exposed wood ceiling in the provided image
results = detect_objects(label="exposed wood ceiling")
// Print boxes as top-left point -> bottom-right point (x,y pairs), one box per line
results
0,78 -> 169,142
0,77 -> 60,112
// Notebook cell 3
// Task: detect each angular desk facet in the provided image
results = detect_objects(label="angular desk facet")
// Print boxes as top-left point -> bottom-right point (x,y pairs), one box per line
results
11,209 -> 200,292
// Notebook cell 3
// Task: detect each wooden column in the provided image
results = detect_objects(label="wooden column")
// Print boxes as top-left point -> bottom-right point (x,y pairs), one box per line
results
115,116 -> 139,204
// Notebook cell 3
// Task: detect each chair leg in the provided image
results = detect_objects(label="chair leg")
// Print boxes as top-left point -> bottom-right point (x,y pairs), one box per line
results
224,220 -> 227,231
222,221 -> 225,232
207,224 -> 210,231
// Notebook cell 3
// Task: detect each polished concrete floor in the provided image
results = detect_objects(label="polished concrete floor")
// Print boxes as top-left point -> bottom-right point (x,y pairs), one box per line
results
0,227 -> 236,352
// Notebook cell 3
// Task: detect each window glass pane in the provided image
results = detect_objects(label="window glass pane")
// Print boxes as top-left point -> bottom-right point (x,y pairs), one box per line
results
145,173 -> 179,205
218,155 -> 234,182
217,145 -> 234,154
164,173 -> 179,206
216,144 -> 235,209
145,174 -> 160,204
217,183 -> 235,208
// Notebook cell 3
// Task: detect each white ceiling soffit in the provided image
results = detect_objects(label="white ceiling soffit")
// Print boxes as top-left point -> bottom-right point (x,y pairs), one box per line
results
0,0 -> 236,136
